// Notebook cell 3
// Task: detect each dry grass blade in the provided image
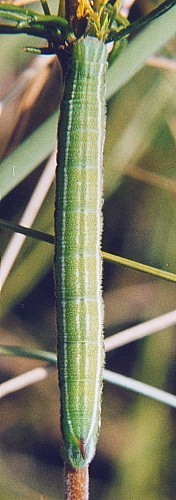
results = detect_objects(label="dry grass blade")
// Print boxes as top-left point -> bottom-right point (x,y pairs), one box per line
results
1,151 -> 56,288
0,366 -> 54,397
105,310 -> 176,351
103,370 -> 176,408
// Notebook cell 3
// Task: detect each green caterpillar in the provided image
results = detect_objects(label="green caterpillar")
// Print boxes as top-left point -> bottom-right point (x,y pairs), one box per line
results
54,0 -> 130,470
55,36 -> 107,468
53,0 -> 131,469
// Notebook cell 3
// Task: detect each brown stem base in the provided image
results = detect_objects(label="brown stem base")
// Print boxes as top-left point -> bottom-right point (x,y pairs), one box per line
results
65,465 -> 89,500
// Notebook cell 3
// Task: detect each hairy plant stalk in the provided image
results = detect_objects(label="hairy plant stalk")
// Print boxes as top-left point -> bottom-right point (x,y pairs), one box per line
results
65,466 -> 89,500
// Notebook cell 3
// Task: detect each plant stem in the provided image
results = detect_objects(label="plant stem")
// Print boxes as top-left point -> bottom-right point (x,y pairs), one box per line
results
65,466 -> 89,500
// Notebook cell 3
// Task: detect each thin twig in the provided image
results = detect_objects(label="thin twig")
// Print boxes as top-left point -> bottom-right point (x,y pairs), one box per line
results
105,310 -> 176,351
107,0 -> 176,43
1,151 -> 56,288
103,369 -> 176,408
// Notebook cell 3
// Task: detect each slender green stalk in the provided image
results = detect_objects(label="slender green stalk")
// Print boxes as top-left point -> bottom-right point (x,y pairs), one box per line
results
102,252 -> 176,283
0,345 -> 57,364
1,219 -> 175,282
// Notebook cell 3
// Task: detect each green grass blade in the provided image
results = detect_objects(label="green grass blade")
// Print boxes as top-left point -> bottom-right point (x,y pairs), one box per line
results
0,345 -> 57,364
0,111 -> 58,199
102,252 -> 176,283
106,5 -> 176,99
